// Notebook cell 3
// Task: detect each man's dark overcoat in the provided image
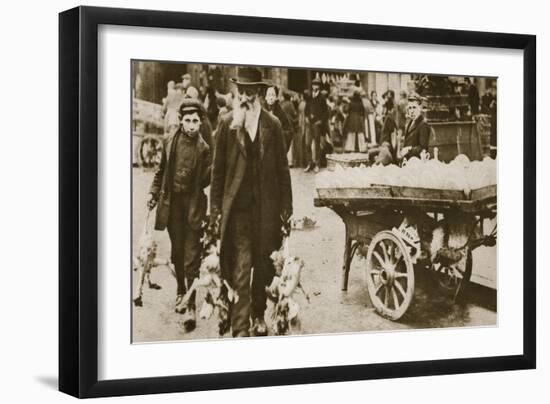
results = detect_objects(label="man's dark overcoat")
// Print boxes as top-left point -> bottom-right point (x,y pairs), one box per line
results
402,114 -> 432,159
210,110 -> 293,282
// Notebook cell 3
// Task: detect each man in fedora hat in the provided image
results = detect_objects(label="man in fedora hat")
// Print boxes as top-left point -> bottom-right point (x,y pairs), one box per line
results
210,67 -> 293,337
147,98 -> 212,332
304,78 -> 329,172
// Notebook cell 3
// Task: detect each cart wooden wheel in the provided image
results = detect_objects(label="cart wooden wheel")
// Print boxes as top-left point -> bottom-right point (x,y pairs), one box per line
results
137,135 -> 163,168
365,230 -> 415,320
431,249 -> 472,300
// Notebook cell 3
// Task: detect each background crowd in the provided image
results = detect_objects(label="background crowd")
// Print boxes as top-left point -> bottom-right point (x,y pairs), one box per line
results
159,68 -> 498,169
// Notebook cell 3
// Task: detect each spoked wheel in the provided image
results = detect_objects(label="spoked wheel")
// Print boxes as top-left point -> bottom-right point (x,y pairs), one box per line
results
138,135 -> 163,168
431,249 -> 472,300
365,231 -> 415,321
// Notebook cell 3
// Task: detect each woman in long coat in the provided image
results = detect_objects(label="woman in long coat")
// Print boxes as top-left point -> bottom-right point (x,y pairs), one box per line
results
265,86 -> 294,152
343,90 -> 367,152
296,91 -> 310,167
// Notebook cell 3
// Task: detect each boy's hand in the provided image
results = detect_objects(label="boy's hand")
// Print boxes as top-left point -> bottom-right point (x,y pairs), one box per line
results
399,146 -> 412,159
147,193 -> 157,211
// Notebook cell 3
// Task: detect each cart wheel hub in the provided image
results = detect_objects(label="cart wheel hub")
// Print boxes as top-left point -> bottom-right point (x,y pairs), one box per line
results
380,268 -> 395,286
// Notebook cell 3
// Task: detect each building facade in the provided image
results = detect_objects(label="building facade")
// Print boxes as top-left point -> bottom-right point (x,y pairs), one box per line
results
133,61 -> 493,105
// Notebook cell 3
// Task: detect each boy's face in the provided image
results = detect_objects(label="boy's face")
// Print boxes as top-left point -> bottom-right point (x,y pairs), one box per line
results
407,101 -> 422,120
181,112 -> 201,136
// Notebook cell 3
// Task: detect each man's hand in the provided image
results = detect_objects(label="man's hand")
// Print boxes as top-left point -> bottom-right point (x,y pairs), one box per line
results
209,213 -> 222,239
146,193 -> 157,211
398,146 -> 412,159
281,211 -> 292,238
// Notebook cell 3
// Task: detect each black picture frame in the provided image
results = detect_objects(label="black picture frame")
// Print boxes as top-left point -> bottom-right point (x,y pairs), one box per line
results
59,5 -> 536,398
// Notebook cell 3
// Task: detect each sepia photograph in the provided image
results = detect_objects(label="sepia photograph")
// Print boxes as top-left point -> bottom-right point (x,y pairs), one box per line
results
131,61 -> 497,343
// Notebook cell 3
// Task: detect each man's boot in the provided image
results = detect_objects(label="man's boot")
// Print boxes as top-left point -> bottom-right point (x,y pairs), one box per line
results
175,289 -> 195,314
181,306 -> 196,333
174,294 -> 184,313
251,317 -> 268,337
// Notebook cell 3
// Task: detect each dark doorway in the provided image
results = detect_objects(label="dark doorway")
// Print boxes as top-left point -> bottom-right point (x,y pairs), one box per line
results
288,69 -> 309,93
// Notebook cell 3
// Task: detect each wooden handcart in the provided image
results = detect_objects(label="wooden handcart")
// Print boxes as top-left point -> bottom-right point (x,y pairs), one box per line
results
314,184 -> 496,320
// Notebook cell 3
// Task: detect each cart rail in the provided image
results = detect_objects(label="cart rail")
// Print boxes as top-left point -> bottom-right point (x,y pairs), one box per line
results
315,196 -> 496,214
314,184 -> 496,214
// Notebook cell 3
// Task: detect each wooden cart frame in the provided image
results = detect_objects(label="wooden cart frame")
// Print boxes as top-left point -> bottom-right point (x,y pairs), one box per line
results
314,188 -> 496,320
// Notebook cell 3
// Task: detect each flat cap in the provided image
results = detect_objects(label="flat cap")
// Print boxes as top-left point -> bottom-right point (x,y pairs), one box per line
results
179,98 -> 203,115
407,92 -> 424,103
311,78 -> 322,86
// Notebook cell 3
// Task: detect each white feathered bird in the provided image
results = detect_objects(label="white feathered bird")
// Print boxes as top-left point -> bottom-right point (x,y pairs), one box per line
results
267,236 -> 309,335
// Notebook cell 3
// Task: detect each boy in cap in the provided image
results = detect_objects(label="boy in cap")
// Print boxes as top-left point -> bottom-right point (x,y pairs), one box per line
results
147,98 -> 212,332
375,92 -> 431,165
184,86 -> 214,149
399,93 -> 431,160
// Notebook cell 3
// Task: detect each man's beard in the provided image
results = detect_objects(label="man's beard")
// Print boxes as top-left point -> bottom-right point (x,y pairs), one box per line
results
230,98 -> 246,129
231,95 -> 257,129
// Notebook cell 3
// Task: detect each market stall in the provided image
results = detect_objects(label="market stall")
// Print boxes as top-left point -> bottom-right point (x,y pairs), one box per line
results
416,75 -> 489,161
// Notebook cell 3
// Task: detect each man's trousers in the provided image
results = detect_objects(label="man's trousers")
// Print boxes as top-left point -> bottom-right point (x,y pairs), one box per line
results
305,120 -> 326,166
226,209 -> 275,335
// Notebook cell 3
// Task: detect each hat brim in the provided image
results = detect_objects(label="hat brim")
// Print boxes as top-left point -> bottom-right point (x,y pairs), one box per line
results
230,78 -> 270,87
